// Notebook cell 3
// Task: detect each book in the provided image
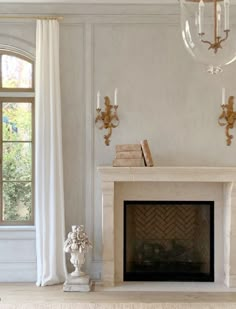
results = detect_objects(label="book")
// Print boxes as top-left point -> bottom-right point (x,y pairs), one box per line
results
113,158 -> 145,167
116,151 -> 143,159
116,144 -> 141,152
140,139 -> 154,167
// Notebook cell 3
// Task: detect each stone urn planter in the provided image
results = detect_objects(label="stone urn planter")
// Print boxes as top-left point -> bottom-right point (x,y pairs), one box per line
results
63,225 -> 92,291
70,250 -> 85,277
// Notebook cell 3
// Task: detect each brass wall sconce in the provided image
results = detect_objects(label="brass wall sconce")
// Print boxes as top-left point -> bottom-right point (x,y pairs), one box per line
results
95,91 -> 119,146
218,91 -> 236,146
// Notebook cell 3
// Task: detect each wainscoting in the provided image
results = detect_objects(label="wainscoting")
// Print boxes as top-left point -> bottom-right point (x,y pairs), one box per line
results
0,227 -> 36,282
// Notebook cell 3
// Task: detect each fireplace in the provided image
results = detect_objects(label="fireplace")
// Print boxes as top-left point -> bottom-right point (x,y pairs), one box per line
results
99,167 -> 236,287
124,201 -> 214,282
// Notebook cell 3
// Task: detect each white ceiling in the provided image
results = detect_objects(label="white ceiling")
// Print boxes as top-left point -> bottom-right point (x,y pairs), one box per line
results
0,0 -> 178,3
1,0 -> 236,5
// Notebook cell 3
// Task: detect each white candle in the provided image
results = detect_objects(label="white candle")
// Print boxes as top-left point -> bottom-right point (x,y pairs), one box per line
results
97,91 -> 101,109
198,0 -> 205,34
222,87 -> 226,105
217,3 -> 222,37
114,88 -> 118,106
224,0 -> 230,31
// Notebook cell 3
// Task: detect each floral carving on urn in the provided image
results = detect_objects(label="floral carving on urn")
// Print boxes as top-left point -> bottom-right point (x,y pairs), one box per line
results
64,225 -> 92,277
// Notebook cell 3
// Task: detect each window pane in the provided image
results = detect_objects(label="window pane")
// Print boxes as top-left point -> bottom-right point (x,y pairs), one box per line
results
2,182 -> 32,222
2,55 -> 32,88
2,102 -> 32,141
3,142 -> 32,181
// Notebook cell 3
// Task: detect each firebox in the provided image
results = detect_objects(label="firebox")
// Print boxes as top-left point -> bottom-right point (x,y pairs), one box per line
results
124,201 -> 214,282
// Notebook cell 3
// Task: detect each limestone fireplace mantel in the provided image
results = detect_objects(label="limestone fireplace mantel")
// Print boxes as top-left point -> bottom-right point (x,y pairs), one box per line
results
98,166 -> 236,287
98,166 -> 236,182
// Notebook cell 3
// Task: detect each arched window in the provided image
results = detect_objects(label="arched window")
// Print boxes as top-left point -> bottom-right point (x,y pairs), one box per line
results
0,50 -> 34,225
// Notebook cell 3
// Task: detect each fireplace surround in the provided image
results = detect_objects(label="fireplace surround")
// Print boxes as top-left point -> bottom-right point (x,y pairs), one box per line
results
98,166 -> 236,287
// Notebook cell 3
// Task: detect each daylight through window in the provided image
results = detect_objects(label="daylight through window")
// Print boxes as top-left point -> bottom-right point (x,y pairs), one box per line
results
0,51 -> 34,225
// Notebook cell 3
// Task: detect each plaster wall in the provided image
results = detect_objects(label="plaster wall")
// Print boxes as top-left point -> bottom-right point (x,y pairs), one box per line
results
0,3 -> 235,281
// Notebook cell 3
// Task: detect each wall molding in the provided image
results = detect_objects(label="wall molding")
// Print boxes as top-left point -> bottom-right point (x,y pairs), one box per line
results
0,229 -> 35,240
0,3 -> 180,16
0,263 -> 36,282
62,16 -> 180,25
0,0 -> 178,4
84,22 -> 95,259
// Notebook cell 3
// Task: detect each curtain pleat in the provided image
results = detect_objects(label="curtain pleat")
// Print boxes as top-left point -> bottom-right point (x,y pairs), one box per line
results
35,19 -> 67,286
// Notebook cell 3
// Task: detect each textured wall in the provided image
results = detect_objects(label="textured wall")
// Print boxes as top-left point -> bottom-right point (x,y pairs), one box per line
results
93,21 -> 236,279
0,3 -> 236,281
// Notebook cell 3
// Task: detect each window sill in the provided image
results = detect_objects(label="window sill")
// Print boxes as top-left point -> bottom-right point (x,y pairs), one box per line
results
0,225 -> 35,232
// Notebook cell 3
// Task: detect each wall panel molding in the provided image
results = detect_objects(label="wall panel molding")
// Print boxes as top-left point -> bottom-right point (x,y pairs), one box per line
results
0,0 -> 178,4
0,263 -> 36,282
0,3 -> 180,16
84,22 -> 95,260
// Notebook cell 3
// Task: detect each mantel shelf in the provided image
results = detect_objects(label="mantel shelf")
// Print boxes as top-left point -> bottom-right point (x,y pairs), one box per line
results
98,166 -> 236,182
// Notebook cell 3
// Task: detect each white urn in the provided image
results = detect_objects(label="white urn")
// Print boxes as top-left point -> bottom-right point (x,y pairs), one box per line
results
64,225 -> 92,278
70,250 -> 85,277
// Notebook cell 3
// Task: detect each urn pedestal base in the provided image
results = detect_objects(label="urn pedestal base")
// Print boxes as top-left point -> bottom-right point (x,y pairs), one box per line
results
63,274 -> 92,292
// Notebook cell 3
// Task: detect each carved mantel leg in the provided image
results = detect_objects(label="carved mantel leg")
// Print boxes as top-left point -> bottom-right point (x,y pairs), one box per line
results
101,181 -> 115,286
224,182 -> 236,287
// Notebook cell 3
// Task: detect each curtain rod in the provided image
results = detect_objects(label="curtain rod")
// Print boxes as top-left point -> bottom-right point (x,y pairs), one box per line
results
0,16 -> 64,20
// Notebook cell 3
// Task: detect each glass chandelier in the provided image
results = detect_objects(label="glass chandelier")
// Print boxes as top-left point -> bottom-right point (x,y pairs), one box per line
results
180,0 -> 236,74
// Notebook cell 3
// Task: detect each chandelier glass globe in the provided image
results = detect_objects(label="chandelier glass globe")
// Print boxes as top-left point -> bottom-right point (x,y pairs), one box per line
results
180,0 -> 236,74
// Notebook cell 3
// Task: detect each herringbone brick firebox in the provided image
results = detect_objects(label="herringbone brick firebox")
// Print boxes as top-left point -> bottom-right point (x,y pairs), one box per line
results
124,201 -> 214,282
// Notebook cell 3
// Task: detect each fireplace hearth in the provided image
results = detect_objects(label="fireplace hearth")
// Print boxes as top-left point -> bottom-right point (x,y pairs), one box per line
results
124,201 -> 214,282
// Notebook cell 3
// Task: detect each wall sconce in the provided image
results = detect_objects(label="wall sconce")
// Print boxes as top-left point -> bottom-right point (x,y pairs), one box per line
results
95,89 -> 119,146
218,88 -> 235,146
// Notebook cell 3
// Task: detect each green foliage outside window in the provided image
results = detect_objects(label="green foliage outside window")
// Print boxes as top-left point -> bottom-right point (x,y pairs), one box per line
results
2,102 -> 32,222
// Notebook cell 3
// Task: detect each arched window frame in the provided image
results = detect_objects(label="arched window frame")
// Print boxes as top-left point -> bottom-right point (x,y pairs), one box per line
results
0,49 -> 34,226
0,50 -> 34,92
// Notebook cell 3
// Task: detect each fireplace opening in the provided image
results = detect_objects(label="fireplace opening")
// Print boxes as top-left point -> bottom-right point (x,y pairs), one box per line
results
124,201 -> 214,282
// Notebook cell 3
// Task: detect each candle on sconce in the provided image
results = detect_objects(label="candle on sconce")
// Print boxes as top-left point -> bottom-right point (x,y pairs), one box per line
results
222,87 -> 226,105
97,91 -> 101,109
216,3 -> 222,37
114,88 -> 118,106
224,0 -> 230,31
198,0 -> 205,34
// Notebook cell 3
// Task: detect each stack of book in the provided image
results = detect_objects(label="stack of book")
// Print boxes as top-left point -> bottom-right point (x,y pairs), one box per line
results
113,139 -> 154,167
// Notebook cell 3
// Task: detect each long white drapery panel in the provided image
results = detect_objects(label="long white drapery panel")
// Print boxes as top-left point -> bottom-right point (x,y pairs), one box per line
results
35,19 -> 66,286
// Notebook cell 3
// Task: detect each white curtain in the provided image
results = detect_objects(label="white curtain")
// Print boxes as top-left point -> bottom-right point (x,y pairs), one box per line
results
35,19 -> 67,286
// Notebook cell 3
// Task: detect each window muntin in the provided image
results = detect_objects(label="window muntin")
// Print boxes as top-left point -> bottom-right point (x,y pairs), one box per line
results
0,51 -> 34,225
